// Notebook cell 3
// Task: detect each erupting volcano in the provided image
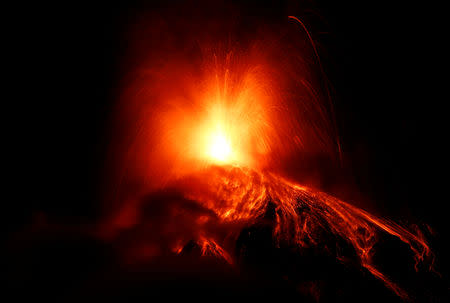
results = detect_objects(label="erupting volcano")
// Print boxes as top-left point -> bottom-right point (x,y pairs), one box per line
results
101,7 -> 437,302
8,2 -> 449,303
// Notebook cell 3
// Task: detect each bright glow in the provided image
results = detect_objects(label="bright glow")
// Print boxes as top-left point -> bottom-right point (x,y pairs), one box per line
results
192,102 -> 251,167
208,132 -> 232,163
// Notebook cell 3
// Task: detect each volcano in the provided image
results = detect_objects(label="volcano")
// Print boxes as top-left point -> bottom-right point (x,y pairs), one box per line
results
94,5 -> 440,300
7,1 -> 447,302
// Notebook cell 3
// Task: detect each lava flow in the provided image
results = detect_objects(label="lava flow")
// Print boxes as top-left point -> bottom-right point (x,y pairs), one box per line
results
104,13 -> 434,301
175,165 -> 432,300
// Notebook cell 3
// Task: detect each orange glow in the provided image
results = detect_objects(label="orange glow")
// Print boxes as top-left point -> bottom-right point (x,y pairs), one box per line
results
207,131 -> 232,163
109,34 -> 340,195
194,103 -> 247,166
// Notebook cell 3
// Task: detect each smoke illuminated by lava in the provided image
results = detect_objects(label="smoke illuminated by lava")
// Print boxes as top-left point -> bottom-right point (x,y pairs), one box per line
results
102,9 -> 434,301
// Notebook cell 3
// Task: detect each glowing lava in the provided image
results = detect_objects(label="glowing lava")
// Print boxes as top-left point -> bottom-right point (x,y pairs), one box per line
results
174,165 -> 434,300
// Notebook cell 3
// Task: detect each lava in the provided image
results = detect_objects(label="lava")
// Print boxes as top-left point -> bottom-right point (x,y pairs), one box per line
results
173,165 -> 433,300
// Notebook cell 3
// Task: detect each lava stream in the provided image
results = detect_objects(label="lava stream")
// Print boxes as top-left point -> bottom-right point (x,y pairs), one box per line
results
173,165 -> 433,300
